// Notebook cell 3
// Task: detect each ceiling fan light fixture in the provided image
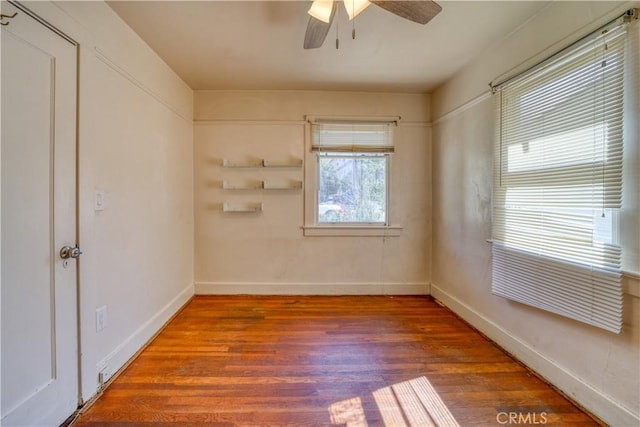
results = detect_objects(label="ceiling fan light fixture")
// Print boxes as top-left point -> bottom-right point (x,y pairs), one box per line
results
308,0 -> 334,23
343,0 -> 371,20
304,0 -> 442,49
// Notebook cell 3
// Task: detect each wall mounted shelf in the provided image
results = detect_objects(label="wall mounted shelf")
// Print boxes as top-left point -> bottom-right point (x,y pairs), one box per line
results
222,159 -> 263,168
222,180 -> 303,190
222,180 -> 262,190
222,202 -> 263,213
222,158 -> 302,168
263,180 -> 303,190
263,159 -> 303,168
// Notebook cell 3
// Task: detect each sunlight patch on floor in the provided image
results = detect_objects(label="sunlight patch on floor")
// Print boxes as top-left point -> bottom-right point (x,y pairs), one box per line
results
328,397 -> 368,427
329,376 -> 459,427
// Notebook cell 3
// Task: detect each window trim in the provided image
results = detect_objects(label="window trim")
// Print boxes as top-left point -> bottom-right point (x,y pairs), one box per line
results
303,116 -> 403,237
301,225 -> 402,237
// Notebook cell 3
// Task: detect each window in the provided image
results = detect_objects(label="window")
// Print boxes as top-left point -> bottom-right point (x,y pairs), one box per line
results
318,153 -> 387,224
491,19 -> 630,333
304,119 -> 401,236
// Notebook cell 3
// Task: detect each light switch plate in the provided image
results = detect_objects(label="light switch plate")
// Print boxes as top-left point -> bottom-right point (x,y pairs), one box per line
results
94,190 -> 105,211
96,305 -> 107,332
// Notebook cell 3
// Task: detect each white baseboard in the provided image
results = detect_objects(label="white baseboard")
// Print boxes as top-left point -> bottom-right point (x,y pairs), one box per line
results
96,282 -> 194,382
195,281 -> 430,295
430,283 -> 640,427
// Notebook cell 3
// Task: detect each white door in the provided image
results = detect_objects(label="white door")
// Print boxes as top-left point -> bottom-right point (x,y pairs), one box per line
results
1,2 -> 79,426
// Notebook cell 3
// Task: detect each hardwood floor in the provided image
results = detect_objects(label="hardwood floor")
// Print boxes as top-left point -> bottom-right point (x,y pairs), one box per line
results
73,296 -> 599,426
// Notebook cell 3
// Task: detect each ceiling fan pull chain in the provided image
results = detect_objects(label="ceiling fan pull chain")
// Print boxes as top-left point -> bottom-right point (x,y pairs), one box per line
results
352,15 -> 356,39
352,1 -> 356,39
336,9 -> 340,49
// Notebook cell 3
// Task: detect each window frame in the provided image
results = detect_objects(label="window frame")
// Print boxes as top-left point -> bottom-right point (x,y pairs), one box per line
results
302,116 -> 402,237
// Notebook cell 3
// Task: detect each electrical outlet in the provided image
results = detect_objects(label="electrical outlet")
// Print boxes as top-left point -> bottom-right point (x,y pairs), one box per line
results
98,367 -> 111,386
96,305 -> 107,332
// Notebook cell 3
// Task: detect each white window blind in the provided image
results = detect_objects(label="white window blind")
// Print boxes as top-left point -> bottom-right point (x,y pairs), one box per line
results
311,121 -> 395,152
492,22 -> 628,333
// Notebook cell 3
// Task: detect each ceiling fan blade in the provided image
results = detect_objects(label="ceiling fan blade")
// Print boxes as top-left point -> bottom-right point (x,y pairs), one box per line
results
371,0 -> 442,25
303,2 -> 337,49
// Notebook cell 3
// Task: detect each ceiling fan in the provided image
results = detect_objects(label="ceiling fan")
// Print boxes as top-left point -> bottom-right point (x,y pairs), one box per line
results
304,0 -> 442,49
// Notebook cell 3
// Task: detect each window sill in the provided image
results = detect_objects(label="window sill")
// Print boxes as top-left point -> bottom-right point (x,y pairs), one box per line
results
302,225 -> 403,237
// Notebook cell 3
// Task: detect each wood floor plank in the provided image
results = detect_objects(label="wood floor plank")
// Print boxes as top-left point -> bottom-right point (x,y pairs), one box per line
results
72,296 -> 600,426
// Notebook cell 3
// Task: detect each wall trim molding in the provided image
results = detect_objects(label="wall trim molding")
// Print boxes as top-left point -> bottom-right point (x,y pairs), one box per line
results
95,282 -> 194,383
430,283 -> 640,427
194,119 -> 306,126
195,282 -> 430,295
398,121 -> 432,128
193,119 -> 431,127
432,91 -> 492,126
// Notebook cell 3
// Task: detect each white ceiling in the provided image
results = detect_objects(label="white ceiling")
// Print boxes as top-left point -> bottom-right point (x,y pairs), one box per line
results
108,1 -> 550,93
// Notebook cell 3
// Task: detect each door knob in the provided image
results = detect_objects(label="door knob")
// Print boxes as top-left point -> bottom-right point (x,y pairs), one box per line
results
60,245 -> 82,259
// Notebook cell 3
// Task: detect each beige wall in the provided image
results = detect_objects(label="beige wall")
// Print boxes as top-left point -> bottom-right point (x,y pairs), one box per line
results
22,1 -> 195,402
431,1 -> 639,425
194,91 -> 431,294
